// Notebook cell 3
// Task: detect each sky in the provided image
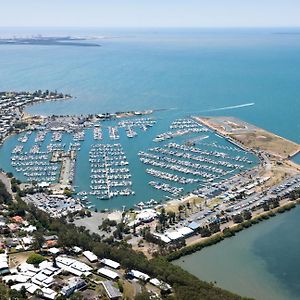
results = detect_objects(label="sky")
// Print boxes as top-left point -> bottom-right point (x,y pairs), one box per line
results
1,0 -> 300,28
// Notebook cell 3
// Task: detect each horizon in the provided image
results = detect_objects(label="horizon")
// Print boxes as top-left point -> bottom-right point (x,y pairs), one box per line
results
1,0 -> 300,28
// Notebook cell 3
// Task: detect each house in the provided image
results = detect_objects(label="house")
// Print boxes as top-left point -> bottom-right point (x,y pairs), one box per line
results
101,281 -> 122,300
22,236 -> 34,248
22,225 -> 37,233
5,237 -> 19,248
7,223 -> 19,232
82,250 -> 97,263
43,235 -> 58,248
11,216 -> 24,224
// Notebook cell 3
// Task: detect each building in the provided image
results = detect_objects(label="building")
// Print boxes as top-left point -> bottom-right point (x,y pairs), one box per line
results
82,250 -> 98,263
61,277 -> 87,297
150,278 -> 172,292
55,255 -> 92,277
98,268 -> 120,280
0,253 -> 9,275
100,258 -> 120,269
101,281 -> 122,300
127,269 -> 150,282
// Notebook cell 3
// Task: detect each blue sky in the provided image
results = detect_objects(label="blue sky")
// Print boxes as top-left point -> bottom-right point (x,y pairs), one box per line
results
1,0 -> 300,28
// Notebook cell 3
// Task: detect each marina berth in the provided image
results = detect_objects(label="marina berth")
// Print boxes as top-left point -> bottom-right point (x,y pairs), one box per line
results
88,143 -> 134,200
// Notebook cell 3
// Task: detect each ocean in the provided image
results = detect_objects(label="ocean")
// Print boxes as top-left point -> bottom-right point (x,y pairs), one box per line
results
0,27 -> 300,299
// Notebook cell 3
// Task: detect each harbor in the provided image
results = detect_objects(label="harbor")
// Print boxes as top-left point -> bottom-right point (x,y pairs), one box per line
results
0,104 -> 259,210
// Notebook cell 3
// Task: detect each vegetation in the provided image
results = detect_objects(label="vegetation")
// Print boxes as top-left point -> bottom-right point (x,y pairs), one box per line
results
0,180 -> 12,204
26,253 -> 46,265
8,199 -> 244,300
6,180 -> 300,300
167,201 -> 299,262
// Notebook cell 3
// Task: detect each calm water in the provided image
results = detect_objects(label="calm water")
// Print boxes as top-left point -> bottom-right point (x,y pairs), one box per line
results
174,206 -> 300,300
1,27 -> 300,298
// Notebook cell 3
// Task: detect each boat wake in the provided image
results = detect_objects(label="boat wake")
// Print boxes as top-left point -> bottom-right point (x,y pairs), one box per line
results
197,102 -> 255,113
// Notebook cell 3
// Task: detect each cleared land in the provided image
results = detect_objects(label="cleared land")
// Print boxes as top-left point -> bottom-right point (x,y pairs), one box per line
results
195,116 -> 300,159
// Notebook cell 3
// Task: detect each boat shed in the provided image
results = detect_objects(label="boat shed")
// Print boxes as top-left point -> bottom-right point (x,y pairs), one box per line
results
128,269 -> 150,282
98,268 -> 120,280
100,258 -> 120,269
101,280 -> 122,300
83,250 -> 98,263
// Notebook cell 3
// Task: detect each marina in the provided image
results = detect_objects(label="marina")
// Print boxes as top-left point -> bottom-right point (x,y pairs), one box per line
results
89,143 -> 134,200
0,113 -> 259,209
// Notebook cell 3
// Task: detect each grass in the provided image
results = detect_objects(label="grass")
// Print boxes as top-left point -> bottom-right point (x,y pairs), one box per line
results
123,280 -> 135,299
9,250 -> 35,268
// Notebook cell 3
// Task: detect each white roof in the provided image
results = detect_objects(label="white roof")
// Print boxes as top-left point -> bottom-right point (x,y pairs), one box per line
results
136,209 -> 157,221
26,283 -> 40,294
22,237 -> 33,245
150,278 -> 172,290
0,253 -> 8,263
98,268 -> 119,280
56,255 -> 92,276
177,226 -> 194,236
23,263 -> 40,272
100,258 -> 120,269
72,246 -> 82,253
11,282 -> 31,291
33,272 -> 48,282
41,287 -> 57,300
3,274 -> 30,283
165,231 -> 183,241
150,278 -> 162,287
152,233 -> 171,243
83,250 -> 98,262
48,247 -> 60,255
130,269 -> 150,281
0,261 -> 9,269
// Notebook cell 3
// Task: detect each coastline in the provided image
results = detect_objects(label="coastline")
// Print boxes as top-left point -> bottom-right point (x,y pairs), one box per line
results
167,199 -> 299,261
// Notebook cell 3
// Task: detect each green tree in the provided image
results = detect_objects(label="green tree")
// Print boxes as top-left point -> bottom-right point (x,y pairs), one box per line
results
26,253 -> 45,266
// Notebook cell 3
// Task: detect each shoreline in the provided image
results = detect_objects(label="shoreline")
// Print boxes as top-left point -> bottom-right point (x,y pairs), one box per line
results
167,199 -> 299,261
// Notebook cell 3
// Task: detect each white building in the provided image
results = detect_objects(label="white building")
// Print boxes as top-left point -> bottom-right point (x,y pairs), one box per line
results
100,258 -> 120,269
82,250 -> 98,263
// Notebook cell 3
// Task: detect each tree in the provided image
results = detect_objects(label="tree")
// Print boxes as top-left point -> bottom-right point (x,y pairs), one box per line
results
232,214 -> 243,224
158,208 -> 167,227
9,287 -> 27,299
200,226 -> 211,237
34,288 -> 43,298
26,253 -> 45,266
32,231 -> 45,249
0,283 -> 9,300
242,210 -> 252,220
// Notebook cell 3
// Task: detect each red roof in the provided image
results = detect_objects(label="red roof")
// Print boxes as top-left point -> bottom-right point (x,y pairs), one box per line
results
11,216 -> 24,223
